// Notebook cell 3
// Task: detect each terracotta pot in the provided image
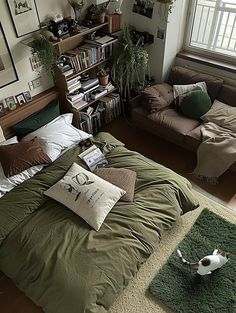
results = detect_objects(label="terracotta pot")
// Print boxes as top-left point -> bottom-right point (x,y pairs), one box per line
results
97,12 -> 106,24
99,74 -> 109,86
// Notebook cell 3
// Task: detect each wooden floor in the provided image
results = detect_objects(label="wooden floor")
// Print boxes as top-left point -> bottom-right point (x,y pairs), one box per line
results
0,117 -> 235,313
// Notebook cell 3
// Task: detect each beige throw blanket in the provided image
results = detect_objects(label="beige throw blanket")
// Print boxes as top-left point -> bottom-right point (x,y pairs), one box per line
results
193,122 -> 236,183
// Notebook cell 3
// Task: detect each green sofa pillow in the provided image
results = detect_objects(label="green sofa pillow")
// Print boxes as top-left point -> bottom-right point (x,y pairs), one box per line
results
179,90 -> 212,119
13,99 -> 60,138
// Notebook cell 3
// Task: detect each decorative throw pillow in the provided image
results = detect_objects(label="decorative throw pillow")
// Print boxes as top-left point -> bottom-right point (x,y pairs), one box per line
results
94,167 -> 136,202
173,81 -> 207,99
13,99 -> 60,138
44,163 -> 126,231
0,138 -> 51,177
201,100 -> 236,132
141,83 -> 174,113
179,90 -> 212,119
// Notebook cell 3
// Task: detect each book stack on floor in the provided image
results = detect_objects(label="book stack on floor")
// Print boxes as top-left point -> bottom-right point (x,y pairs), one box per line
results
80,93 -> 121,134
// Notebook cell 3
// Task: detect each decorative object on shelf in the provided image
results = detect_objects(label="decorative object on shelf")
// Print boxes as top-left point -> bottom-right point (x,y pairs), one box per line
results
133,0 -> 154,19
23,91 -> 32,102
97,66 -> 109,86
153,0 -> 176,21
48,19 -> 70,38
31,33 -> 56,77
16,93 -> 26,105
0,102 -> 7,117
107,0 -> 124,14
0,23 -> 19,89
6,0 -> 41,38
4,96 -> 17,111
97,11 -> 106,24
68,0 -> 84,23
113,25 -> 148,98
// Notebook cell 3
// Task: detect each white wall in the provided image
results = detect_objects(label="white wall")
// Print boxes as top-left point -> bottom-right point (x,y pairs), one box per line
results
0,0 -> 86,100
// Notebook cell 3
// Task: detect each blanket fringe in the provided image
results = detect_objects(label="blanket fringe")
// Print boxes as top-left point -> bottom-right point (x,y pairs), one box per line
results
192,173 -> 218,185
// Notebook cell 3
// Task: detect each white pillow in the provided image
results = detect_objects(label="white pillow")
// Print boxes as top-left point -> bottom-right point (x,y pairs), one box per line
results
201,100 -> 236,132
0,136 -> 44,198
22,114 -> 92,161
173,82 -> 207,99
45,163 -> 125,231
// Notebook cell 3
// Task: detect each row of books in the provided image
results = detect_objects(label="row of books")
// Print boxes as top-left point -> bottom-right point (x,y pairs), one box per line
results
80,93 -> 121,134
59,38 -> 115,77
66,79 -> 115,111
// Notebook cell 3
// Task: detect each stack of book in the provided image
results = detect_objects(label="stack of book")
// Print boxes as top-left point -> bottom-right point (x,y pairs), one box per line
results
80,93 -> 121,134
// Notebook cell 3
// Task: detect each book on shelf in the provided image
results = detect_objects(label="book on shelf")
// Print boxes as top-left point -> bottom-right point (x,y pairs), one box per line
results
68,99 -> 88,111
67,81 -> 82,93
81,78 -> 99,91
67,75 -> 81,87
90,87 -> 108,100
108,14 -> 121,33
62,68 -> 74,77
67,91 -> 84,102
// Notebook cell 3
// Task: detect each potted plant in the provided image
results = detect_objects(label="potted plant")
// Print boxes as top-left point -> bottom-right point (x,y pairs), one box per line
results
113,25 -> 149,98
97,66 -> 109,86
31,33 -> 56,77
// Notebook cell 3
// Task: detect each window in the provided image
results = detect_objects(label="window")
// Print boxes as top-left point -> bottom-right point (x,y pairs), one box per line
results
186,0 -> 236,61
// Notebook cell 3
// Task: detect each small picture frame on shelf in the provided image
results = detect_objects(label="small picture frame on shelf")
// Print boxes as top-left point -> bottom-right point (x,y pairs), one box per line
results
23,91 -> 32,102
4,96 -> 17,111
16,93 -> 26,105
0,102 -> 6,117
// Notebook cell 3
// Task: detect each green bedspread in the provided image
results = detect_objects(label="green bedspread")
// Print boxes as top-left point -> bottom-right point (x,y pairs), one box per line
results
0,133 -> 198,313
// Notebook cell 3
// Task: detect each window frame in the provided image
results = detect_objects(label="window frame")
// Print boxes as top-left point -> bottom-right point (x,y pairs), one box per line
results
184,0 -> 236,65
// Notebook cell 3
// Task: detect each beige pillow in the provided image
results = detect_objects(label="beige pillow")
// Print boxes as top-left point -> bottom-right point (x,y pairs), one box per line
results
201,100 -> 236,132
141,83 -> 174,113
94,168 -> 136,202
45,163 -> 126,231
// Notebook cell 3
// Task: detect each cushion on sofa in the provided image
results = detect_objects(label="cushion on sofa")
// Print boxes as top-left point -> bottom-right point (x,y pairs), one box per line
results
217,84 -> 236,107
167,66 -> 223,102
178,90 -> 212,119
201,99 -> 236,132
173,82 -> 207,99
141,83 -> 174,113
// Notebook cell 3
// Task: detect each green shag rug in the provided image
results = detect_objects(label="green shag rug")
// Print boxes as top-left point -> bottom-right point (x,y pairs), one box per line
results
149,208 -> 236,313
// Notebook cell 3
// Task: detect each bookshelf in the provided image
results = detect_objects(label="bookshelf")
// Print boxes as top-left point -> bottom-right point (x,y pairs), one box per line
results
54,21 -> 121,134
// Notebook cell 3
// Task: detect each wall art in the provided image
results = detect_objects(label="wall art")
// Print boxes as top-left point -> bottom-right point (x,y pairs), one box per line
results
6,0 -> 41,37
133,0 -> 154,19
0,23 -> 19,89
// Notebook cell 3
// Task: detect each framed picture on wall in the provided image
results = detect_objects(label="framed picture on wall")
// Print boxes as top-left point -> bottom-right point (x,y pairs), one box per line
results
6,0 -> 41,38
0,23 -> 19,89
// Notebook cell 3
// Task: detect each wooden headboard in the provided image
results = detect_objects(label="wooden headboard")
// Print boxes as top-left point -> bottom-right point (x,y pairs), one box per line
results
0,88 -> 59,139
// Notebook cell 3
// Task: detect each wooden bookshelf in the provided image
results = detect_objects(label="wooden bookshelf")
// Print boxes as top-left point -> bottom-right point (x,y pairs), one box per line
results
53,22 -> 109,55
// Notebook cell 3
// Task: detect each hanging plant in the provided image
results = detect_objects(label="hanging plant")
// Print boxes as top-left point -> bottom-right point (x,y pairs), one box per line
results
31,34 -> 56,78
113,25 -> 149,98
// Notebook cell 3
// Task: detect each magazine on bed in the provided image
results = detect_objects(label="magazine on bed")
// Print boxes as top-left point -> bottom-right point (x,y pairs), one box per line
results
79,145 -> 108,171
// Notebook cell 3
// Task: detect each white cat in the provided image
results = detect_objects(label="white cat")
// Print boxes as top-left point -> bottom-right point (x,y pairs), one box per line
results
177,249 -> 229,276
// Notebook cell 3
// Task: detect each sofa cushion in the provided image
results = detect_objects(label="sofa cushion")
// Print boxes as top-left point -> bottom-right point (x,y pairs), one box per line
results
217,84 -> 236,107
173,82 -> 207,99
167,66 -> 223,102
141,83 -> 174,113
178,90 -> 212,119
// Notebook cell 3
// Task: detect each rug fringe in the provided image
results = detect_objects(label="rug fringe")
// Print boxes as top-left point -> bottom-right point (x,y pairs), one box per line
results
192,173 -> 218,185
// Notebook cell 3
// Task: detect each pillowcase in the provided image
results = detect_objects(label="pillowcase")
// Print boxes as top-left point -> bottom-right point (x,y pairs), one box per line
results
45,163 -> 126,231
94,167 -> 136,202
0,138 -> 51,177
22,114 -> 91,161
0,126 -> 5,143
178,90 -> 212,119
173,81 -> 207,99
141,83 -> 174,113
13,99 -> 60,138
201,100 -> 236,132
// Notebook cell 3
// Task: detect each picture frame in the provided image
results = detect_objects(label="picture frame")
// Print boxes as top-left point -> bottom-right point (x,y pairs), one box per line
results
4,96 -> 17,111
23,90 -> 32,102
6,0 -> 41,38
0,23 -> 19,89
16,93 -> 26,105
0,102 -> 7,117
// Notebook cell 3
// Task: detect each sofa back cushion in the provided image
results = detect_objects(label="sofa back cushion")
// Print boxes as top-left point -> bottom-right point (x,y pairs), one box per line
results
167,66 -> 223,103
217,84 -> 236,107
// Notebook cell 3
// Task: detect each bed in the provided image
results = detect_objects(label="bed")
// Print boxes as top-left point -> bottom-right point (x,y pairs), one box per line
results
0,90 -> 198,313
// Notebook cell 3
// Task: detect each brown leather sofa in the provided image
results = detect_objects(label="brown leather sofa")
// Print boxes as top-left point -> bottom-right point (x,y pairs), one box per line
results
132,66 -> 236,170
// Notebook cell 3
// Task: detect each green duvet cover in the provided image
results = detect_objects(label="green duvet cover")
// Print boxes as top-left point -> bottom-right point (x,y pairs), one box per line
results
0,133 -> 198,313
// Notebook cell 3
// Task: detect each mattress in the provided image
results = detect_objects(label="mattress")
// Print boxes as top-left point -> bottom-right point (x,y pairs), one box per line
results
0,132 -> 198,313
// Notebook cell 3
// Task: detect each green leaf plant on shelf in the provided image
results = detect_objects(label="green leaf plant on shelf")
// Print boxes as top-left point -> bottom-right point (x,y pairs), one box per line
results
113,25 -> 149,100
31,32 -> 56,78
153,0 -> 176,22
